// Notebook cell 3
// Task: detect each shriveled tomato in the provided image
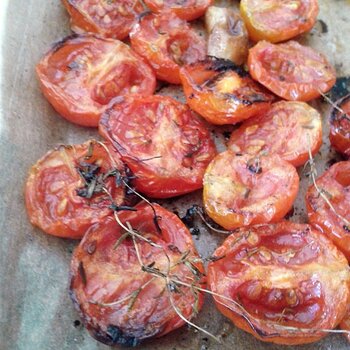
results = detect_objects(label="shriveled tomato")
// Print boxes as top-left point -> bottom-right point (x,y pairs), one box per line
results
180,57 -> 275,125
99,95 -> 217,198
144,0 -> 212,21
228,101 -> 322,167
70,202 -> 205,346
62,0 -> 144,40
130,11 -> 206,84
248,41 -> 336,102
203,151 -> 299,230
25,140 -> 126,239
305,161 -> 350,261
329,94 -> 350,157
36,34 -> 156,127
207,222 -> 350,345
240,0 -> 319,43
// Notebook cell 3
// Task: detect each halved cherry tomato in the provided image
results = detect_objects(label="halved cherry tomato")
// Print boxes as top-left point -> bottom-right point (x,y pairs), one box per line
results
25,140 -> 126,239
248,41 -> 336,102
144,0 -> 212,21
207,222 -> 350,345
62,0 -> 144,40
179,57 -> 275,125
36,34 -> 156,127
203,151 -> 299,230
99,95 -> 217,198
228,101 -> 322,167
329,94 -> 350,157
70,202 -> 205,346
130,11 -> 206,84
240,0 -> 319,43
305,161 -> 350,261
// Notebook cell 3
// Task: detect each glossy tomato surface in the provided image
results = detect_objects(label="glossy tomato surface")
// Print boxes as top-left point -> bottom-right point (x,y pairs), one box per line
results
62,0 -> 144,40
203,151 -> 299,230
180,57 -> 275,125
70,202 -> 205,346
99,95 -> 217,198
25,140 -> 125,239
248,40 -> 336,101
329,94 -> 350,157
306,161 -> 350,261
130,11 -> 206,84
228,101 -> 322,167
240,0 -> 319,43
36,34 -> 156,127
207,222 -> 350,345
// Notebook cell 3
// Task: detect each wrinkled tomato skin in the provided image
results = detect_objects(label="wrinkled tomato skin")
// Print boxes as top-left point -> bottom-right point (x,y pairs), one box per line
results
203,151 -> 299,230
207,222 -> 350,345
228,101 -> 322,167
180,58 -> 275,125
62,0 -> 144,40
130,11 -> 206,85
25,140 -> 125,239
70,202 -> 205,346
99,95 -> 217,198
305,161 -> 350,261
248,41 -> 336,102
240,0 -> 319,43
329,95 -> 350,157
144,0 -> 212,21
36,34 -> 156,127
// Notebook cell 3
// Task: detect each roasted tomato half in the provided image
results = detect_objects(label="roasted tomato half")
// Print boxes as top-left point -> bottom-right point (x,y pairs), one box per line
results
62,0 -> 144,40
25,140 -> 126,239
248,40 -> 336,102
228,101 -> 322,167
144,0 -> 212,21
180,58 -> 275,125
329,94 -> 350,157
99,95 -> 217,198
240,0 -> 319,43
70,202 -> 205,346
203,151 -> 299,230
36,34 -> 156,127
208,222 -> 350,345
306,161 -> 350,261
130,11 -> 206,84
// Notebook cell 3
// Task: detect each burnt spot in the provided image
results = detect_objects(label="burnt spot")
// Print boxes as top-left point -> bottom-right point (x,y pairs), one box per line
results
137,10 -> 152,22
50,33 -> 80,54
247,162 -> 262,174
181,206 -> 197,228
78,261 -> 87,286
92,326 -> 140,347
204,56 -> 247,77
328,77 -> 350,101
318,19 -> 328,34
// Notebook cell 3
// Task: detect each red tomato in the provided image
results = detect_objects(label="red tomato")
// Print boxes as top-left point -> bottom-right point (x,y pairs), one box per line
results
207,222 -> 350,345
203,151 -> 299,230
62,0 -> 144,40
248,41 -> 336,102
70,202 -> 205,346
228,101 -> 322,167
36,34 -> 156,127
180,58 -> 275,125
240,0 -> 319,43
144,0 -> 212,21
305,161 -> 350,261
130,11 -> 206,84
25,140 -> 126,239
99,95 -> 217,198
329,94 -> 350,157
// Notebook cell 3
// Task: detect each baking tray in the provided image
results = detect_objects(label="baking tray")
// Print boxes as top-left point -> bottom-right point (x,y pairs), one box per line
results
1,0 -> 350,349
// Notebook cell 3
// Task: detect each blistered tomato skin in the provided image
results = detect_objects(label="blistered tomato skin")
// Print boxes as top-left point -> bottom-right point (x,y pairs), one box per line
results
203,151 -> 299,230
207,222 -> 350,345
240,0 -> 319,43
36,34 -> 156,127
99,95 -> 217,198
70,202 -> 205,346
248,41 -> 336,102
180,57 -> 275,125
306,161 -> 350,261
228,101 -> 322,167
